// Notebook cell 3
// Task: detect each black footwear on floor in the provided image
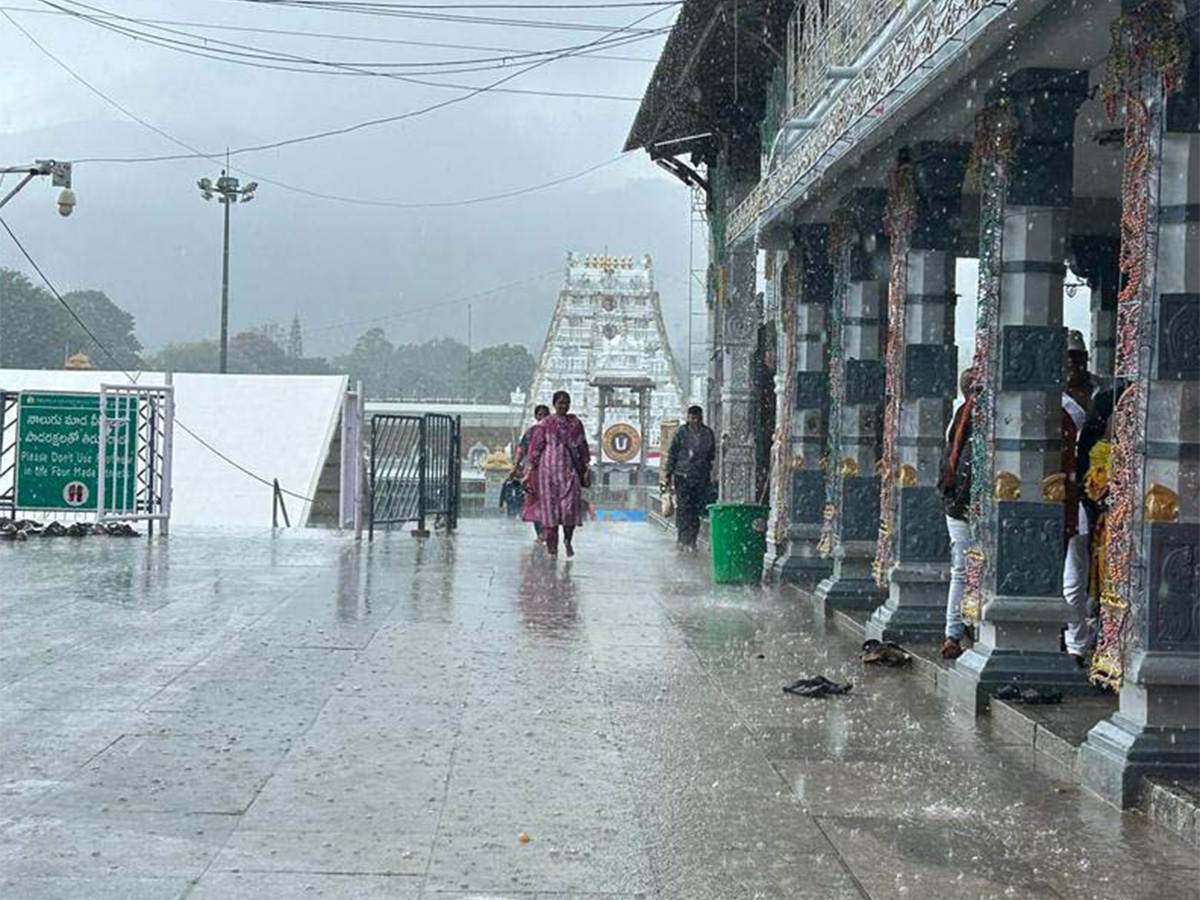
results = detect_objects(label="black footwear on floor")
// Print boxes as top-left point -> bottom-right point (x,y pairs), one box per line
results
783,676 -> 853,698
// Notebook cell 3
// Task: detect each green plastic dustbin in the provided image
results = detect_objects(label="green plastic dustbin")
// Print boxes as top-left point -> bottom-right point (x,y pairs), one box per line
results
707,503 -> 770,584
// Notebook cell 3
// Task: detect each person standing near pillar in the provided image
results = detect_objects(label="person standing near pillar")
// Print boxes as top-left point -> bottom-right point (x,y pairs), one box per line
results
939,368 -> 976,659
1062,329 -> 1093,665
666,405 -> 716,551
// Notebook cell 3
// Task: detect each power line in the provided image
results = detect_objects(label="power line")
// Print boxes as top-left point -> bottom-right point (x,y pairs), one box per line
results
33,0 -> 660,92
0,215 -> 318,504
305,269 -> 561,336
201,0 -> 679,8
0,4 -> 660,59
47,0 -> 669,34
4,10 -> 637,209
27,1 -> 673,163
242,154 -> 631,209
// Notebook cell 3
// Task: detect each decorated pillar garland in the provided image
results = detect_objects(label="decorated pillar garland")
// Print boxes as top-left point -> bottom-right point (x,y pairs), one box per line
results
817,210 -> 854,557
961,104 -> 1016,621
872,164 -> 918,586
1090,0 -> 1188,689
769,251 -> 800,549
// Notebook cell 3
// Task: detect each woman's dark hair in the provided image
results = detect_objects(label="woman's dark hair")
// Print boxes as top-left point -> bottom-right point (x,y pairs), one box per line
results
1077,388 -> 1115,480
533,404 -> 550,416
552,390 -> 571,406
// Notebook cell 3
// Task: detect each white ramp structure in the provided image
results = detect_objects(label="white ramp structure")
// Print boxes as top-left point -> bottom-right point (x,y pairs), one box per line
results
526,253 -> 685,462
0,369 -> 347,527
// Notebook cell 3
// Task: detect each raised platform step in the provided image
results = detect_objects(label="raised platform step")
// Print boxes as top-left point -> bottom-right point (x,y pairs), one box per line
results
1145,777 -> 1200,849
806,587 -> 1196,842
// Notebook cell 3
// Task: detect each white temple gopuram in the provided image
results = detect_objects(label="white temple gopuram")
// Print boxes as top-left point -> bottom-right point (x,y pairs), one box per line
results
526,253 -> 685,478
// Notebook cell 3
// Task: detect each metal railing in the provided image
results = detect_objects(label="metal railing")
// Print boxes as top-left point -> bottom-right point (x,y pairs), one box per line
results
730,0 -> 1006,247
368,413 -> 460,540
785,0 -> 906,120
96,383 -> 174,530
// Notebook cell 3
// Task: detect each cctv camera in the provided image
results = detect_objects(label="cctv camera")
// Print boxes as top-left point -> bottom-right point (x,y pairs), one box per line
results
56,188 -> 76,217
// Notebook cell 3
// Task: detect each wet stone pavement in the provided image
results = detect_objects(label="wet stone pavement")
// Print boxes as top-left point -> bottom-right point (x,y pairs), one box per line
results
1,521 -> 1197,900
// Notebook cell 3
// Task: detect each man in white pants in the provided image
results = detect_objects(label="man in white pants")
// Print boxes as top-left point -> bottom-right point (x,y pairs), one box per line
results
938,369 -> 976,659
1061,330 -> 1092,666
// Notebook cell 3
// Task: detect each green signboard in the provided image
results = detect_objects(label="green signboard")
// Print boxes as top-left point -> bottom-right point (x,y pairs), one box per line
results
15,392 -> 138,512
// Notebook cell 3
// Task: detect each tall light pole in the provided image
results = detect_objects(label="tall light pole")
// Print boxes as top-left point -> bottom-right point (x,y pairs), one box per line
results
197,171 -> 256,374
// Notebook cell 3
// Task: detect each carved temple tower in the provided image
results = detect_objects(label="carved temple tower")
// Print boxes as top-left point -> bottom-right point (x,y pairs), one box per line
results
525,253 -> 686,475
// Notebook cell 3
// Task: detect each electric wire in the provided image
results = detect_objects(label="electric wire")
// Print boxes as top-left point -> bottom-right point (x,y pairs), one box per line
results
47,0 -> 668,34
35,0 -> 660,92
0,4 -> 659,61
4,9 -> 637,209
36,1 -> 673,164
0,215 -> 319,503
304,269 -> 560,337
203,0 -> 679,8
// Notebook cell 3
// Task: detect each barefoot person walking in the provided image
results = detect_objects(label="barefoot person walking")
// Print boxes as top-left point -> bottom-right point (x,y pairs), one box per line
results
523,391 -> 590,558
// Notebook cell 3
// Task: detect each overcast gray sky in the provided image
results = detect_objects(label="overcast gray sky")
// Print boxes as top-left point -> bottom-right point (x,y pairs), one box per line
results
0,0 -> 705,363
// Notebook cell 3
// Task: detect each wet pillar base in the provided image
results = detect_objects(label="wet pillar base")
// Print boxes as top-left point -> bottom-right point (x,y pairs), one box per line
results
813,549 -> 886,610
1080,653 -> 1200,808
947,601 -> 1091,714
767,524 -> 833,586
866,562 -> 950,643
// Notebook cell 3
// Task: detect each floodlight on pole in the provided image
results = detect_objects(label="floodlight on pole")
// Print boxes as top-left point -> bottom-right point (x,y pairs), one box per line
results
197,169 -> 259,374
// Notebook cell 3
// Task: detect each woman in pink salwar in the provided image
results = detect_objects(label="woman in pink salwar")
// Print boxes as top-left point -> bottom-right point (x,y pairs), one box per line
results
523,390 -> 590,558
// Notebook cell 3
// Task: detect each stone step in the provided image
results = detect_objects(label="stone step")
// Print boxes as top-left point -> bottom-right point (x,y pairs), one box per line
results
805,587 -> 1195,842
1145,777 -> 1200,849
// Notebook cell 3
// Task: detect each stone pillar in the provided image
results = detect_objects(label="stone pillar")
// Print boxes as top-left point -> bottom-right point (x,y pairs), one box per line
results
868,142 -> 970,642
718,244 -> 760,502
949,69 -> 1091,712
814,189 -> 889,609
769,226 -> 835,583
1081,0 -> 1200,807
1067,234 -> 1120,379
706,261 -> 723,438
764,246 -> 792,578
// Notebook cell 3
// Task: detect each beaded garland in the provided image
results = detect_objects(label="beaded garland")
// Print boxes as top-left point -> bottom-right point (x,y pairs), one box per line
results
818,211 -> 854,558
1100,0 -> 1189,120
873,163 -> 917,586
1091,0 -> 1187,687
770,250 -> 801,548
961,103 -> 1016,621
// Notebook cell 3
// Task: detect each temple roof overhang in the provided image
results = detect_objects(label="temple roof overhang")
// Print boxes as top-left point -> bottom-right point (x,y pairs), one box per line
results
623,0 -> 791,161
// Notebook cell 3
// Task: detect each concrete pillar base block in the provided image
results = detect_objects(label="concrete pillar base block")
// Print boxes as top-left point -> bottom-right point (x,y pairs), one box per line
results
1079,713 -> 1200,808
865,565 -> 949,643
948,643 -> 1092,714
766,540 -> 833,586
813,575 -> 887,611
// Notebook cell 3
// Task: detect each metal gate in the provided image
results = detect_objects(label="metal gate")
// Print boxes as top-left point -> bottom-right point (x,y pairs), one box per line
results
97,383 -> 174,530
368,413 -> 460,540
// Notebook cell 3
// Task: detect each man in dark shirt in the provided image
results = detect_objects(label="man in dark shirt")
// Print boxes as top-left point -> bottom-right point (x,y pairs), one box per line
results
665,405 -> 716,551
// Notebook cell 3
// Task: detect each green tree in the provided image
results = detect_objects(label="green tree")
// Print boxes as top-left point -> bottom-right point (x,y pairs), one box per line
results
0,268 -> 142,370
335,327 -> 396,397
146,340 -> 220,373
468,343 -> 536,403
59,289 -> 143,370
392,337 -> 468,399
147,329 -> 332,375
